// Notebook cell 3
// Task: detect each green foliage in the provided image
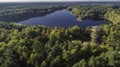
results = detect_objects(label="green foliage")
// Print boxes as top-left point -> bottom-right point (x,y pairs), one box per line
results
70,4 -> 120,24
0,4 -> 66,22
105,9 -> 120,24
0,19 -> 119,67
72,59 -> 87,67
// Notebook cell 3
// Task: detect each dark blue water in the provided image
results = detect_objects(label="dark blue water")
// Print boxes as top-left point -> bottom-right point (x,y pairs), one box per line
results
19,9 -> 108,28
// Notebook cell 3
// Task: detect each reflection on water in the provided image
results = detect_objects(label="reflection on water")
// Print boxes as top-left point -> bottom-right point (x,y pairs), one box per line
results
19,9 -> 109,28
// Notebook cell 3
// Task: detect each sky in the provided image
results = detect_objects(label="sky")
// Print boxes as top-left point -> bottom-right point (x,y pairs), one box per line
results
0,0 -> 119,2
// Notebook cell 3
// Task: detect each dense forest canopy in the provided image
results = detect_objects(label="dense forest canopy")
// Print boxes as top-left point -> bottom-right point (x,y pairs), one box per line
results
0,2 -> 120,67
69,4 -> 120,24
0,21 -> 119,67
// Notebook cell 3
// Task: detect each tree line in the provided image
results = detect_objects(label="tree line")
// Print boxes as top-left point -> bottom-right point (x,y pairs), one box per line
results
0,4 -> 67,22
69,4 -> 120,24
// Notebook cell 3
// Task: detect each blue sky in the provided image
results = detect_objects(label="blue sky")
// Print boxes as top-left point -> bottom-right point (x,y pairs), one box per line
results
0,0 -> 119,2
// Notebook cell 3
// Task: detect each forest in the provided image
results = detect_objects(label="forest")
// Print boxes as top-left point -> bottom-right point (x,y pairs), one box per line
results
0,3 -> 67,22
0,3 -> 119,67
69,4 -> 120,24
0,22 -> 119,67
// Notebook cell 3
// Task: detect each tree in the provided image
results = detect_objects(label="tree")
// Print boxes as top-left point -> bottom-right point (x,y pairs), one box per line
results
72,59 -> 87,67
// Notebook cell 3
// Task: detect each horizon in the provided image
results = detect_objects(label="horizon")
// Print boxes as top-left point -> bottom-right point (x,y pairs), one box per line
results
0,0 -> 120,3
0,1 -> 120,3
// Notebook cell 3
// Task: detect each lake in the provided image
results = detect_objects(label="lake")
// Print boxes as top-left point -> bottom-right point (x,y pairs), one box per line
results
19,9 -> 109,28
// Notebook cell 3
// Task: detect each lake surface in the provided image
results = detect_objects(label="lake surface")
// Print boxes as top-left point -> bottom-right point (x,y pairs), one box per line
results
19,9 -> 109,28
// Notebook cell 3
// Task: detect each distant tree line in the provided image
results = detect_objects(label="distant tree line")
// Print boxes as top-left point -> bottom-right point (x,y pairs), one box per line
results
0,4 -> 67,22
69,4 -> 120,24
